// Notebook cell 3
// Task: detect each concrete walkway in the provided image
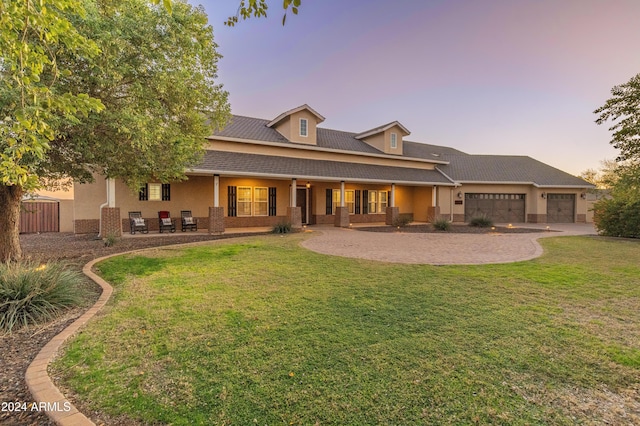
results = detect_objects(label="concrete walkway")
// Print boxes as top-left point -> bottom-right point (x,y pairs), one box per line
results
301,223 -> 597,265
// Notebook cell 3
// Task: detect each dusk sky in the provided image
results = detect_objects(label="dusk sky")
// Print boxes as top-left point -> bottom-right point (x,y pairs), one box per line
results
189,0 -> 640,175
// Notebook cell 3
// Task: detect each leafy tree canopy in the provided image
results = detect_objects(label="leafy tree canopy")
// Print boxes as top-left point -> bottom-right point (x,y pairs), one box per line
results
594,73 -> 640,163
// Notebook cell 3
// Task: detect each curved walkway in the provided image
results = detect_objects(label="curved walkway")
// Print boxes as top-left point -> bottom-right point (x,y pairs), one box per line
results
301,223 -> 597,265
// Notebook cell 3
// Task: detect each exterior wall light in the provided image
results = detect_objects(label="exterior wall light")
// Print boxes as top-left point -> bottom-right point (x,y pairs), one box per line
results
580,192 -> 587,199
457,191 -> 463,199
541,192 -> 546,199
306,182 -> 311,188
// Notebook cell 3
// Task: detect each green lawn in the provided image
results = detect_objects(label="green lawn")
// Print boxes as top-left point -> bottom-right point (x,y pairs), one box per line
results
55,234 -> 640,425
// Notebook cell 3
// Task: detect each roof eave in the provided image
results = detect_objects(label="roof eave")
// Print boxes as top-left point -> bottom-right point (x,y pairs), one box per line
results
187,169 -> 455,186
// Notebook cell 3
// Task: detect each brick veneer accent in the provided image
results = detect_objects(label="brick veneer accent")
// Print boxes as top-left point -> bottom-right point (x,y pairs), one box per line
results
385,206 -> 399,225
334,207 -> 350,227
453,214 -> 465,223
527,213 -> 547,223
74,219 -> 99,234
100,207 -> 121,237
287,206 -> 302,229
224,215 -> 286,228
209,207 -> 225,234
426,206 -> 441,222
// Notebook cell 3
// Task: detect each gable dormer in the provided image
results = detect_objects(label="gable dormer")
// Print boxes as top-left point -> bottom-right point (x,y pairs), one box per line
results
266,104 -> 325,145
354,121 -> 410,155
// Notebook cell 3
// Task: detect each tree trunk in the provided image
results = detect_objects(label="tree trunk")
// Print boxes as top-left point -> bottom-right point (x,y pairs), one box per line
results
0,185 -> 24,262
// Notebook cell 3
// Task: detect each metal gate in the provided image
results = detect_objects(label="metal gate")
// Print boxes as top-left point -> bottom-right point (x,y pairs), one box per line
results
20,201 -> 60,233
546,194 -> 575,223
465,193 -> 526,223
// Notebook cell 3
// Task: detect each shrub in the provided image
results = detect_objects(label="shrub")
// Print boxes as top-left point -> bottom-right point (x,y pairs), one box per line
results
103,232 -> 119,247
0,261 -> 86,332
469,215 -> 494,228
593,198 -> 640,238
432,218 -> 451,231
272,222 -> 292,234
392,215 -> 412,228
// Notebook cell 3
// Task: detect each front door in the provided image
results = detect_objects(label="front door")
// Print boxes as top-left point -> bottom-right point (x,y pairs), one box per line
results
296,188 -> 308,224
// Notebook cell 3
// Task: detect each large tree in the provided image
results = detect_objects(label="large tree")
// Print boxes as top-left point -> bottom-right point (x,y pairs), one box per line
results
0,0 -> 229,262
593,73 -> 640,236
0,0 -> 105,262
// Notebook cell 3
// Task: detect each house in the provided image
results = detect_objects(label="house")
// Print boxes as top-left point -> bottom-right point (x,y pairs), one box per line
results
72,105 -> 593,236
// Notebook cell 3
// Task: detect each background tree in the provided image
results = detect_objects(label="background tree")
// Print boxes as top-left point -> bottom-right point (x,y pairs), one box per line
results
593,73 -> 640,237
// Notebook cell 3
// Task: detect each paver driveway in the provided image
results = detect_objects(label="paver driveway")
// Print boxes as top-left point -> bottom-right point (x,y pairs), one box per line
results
301,223 -> 597,265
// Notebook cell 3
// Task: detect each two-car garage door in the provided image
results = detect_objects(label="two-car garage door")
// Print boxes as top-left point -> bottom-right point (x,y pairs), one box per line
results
465,193 -> 525,223
464,192 -> 576,223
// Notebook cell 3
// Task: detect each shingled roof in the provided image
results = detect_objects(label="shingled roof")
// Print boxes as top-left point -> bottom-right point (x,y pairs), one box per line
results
210,114 -> 592,188
437,155 -> 592,187
193,151 -> 453,185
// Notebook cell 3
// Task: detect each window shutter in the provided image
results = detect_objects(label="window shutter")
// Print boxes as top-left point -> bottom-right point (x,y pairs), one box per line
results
325,189 -> 332,215
228,186 -> 237,217
161,184 -> 171,201
268,187 -> 277,216
139,184 -> 148,201
354,190 -> 361,214
362,190 -> 368,214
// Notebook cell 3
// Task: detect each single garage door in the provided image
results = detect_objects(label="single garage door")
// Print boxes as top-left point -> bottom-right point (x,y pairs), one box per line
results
547,193 -> 575,223
465,193 -> 526,223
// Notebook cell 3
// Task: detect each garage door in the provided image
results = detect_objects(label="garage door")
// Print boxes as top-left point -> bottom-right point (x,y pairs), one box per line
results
465,193 -> 525,223
546,194 -> 575,223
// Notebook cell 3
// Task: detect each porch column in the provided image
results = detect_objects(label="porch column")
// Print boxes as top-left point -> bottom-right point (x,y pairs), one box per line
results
386,182 -> 400,225
390,183 -> 396,207
334,180 -> 349,227
288,178 -> 302,229
427,185 -> 441,222
209,174 -> 224,234
213,174 -> 220,208
101,178 -> 121,236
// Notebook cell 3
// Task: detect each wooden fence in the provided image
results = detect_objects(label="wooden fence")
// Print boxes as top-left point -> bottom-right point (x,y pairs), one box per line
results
20,201 -> 60,233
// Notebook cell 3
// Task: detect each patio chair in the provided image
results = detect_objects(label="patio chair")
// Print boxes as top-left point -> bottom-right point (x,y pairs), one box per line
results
158,211 -> 176,233
129,211 -> 148,235
181,210 -> 198,232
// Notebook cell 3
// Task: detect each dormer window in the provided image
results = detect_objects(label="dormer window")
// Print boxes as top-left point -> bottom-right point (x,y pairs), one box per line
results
390,132 -> 398,149
300,118 -> 308,137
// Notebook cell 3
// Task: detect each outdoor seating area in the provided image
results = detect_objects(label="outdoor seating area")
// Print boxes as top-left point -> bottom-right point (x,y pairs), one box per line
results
128,210 -> 200,235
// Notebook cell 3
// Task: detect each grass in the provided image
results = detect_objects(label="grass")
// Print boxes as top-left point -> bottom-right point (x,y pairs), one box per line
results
55,235 -> 640,425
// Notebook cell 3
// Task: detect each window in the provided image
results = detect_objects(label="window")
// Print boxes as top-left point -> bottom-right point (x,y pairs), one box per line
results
367,190 -> 388,213
332,189 -> 354,214
300,118 -> 308,137
254,187 -> 268,216
229,186 -> 276,217
379,191 -> 388,211
237,186 -> 252,216
148,183 -> 162,201
390,132 -> 397,149
139,183 -> 170,201
368,190 -> 378,214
